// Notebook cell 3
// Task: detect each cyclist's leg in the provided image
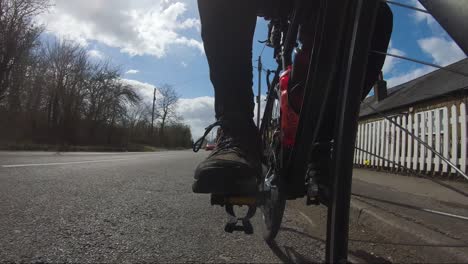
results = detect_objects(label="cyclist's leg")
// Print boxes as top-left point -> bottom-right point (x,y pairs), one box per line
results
197,0 -> 257,121
193,0 -> 261,195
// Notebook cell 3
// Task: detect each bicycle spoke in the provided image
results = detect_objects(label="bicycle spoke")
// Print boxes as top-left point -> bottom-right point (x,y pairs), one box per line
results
371,51 -> 468,78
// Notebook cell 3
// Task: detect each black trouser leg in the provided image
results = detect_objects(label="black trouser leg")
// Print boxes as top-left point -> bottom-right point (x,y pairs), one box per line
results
198,1 -> 392,118
197,0 -> 257,121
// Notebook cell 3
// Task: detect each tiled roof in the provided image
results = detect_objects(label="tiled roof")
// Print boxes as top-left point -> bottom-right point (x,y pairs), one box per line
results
360,58 -> 468,118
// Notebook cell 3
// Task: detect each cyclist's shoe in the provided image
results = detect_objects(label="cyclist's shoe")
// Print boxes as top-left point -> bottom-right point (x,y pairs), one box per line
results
193,119 -> 261,195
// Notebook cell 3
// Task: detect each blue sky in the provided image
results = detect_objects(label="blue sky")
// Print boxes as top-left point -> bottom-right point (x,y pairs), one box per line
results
38,0 -> 466,137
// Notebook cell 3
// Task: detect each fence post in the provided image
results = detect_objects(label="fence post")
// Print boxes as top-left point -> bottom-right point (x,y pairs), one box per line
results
407,113 -> 413,169
401,115 -> 407,172
358,123 -> 364,165
389,118 -> 395,170
362,123 -> 365,165
413,113 -> 419,170
380,120 -> 385,167
420,112 -> 426,172
427,110 -> 433,172
459,103 -> 466,174
443,107 -> 449,174
385,119 -> 390,168
355,124 -> 360,164
395,116 -> 401,169
371,122 -> 377,167
364,123 -> 369,166
376,121 -> 381,168
366,123 -> 372,167
434,109 -> 441,173
451,105 -> 458,174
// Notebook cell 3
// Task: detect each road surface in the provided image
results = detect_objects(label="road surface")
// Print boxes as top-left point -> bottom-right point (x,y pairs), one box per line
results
0,151 -> 327,263
1,150 -> 464,263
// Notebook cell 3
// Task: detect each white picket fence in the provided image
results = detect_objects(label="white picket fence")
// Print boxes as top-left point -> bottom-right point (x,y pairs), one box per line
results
354,103 -> 467,175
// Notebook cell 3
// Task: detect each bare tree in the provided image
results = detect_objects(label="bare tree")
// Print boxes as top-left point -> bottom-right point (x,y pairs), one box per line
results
0,1 -> 192,149
42,40 -> 90,142
122,102 -> 152,144
0,0 -> 48,103
156,84 -> 180,139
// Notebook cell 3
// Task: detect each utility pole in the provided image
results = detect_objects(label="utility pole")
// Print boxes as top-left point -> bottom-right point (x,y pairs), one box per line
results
151,87 -> 156,136
257,56 -> 262,127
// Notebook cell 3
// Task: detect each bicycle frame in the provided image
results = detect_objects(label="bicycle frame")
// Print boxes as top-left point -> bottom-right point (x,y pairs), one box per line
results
262,0 -> 383,262
261,0 -> 468,262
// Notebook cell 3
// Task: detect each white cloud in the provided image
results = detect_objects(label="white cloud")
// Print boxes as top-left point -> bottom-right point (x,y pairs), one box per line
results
121,78 -> 160,105
378,1 -> 467,90
87,49 -> 104,59
177,95 -> 267,139
125,69 -> 140,75
38,0 -> 203,58
177,96 -> 215,139
409,0 -> 436,26
418,37 -> 466,66
382,42 -> 406,77
181,61 -> 188,68
387,66 -> 433,87
384,37 -> 466,88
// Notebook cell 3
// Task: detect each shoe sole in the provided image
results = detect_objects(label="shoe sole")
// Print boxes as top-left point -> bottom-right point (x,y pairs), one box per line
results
193,165 -> 258,195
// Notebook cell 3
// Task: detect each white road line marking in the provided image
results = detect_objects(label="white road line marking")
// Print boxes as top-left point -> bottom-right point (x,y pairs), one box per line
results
423,208 -> 468,221
2,158 -> 138,168
299,211 -> 316,227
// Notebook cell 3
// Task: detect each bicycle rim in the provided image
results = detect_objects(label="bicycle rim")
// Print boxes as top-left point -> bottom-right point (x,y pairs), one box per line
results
259,83 -> 286,242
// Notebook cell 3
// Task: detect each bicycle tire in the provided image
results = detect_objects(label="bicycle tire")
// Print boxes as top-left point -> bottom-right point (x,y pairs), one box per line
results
259,82 -> 286,242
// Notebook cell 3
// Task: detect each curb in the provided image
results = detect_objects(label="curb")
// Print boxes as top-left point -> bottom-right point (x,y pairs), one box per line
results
349,198 -> 468,263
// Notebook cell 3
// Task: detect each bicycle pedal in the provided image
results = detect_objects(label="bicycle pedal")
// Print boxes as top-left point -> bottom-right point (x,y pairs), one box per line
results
224,219 -> 254,234
213,199 -> 257,235
211,194 -> 257,206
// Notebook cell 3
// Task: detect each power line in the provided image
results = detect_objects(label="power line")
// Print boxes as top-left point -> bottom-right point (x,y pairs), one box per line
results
253,65 -> 270,74
259,43 -> 267,58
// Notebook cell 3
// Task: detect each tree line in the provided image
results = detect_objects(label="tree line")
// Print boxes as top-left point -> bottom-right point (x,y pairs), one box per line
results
0,0 -> 192,150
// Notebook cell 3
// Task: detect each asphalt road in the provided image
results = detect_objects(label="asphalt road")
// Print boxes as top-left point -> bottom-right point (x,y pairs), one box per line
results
0,151 -> 327,263
3,150 -> 464,263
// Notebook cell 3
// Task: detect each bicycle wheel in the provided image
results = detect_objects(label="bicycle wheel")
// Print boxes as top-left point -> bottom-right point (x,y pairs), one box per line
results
284,0 -> 388,261
259,81 -> 286,242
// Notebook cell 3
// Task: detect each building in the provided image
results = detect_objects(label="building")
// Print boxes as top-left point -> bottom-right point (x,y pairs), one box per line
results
355,58 -> 468,176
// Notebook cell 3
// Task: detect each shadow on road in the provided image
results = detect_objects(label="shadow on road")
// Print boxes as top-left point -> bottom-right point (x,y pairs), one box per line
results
282,225 -> 467,249
426,177 -> 468,198
266,227 -> 323,263
268,224 -> 468,263
280,226 -> 324,242
269,227 -> 392,263
349,249 -> 392,264
267,239 -> 316,264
